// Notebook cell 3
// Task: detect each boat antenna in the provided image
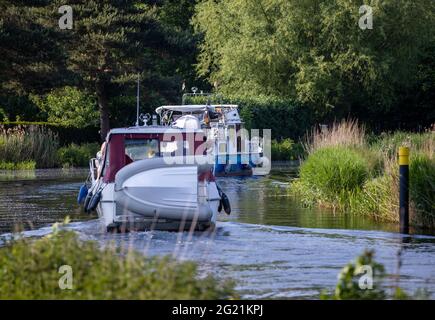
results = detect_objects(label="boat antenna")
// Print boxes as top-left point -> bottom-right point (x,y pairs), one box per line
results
135,74 -> 140,126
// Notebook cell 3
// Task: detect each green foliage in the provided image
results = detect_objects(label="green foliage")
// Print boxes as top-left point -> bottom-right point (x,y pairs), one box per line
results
194,0 -> 435,125
322,250 -> 431,300
0,0 -> 67,95
0,230 -> 236,299
293,124 -> 435,227
271,139 -> 304,161
0,125 -> 59,168
410,154 -> 435,228
1,1 -> 203,138
32,87 -> 98,128
184,94 -> 315,140
57,143 -> 100,168
0,107 -> 7,122
321,250 -> 386,300
0,161 -> 36,170
349,173 -> 399,222
296,146 -> 369,206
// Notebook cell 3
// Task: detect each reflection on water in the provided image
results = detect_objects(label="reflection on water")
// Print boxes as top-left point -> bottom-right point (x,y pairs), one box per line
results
0,169 -> 92,232
0,169 -> 434,299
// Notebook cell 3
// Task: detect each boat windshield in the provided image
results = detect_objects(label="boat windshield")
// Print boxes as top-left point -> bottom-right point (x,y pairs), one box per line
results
125,138 -> 159,161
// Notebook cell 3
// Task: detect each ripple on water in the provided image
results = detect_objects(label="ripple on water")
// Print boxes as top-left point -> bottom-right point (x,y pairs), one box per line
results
0,170 -> 434,299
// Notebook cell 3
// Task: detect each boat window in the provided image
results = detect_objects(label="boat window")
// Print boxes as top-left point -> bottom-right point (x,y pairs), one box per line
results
125,139 -> 159,161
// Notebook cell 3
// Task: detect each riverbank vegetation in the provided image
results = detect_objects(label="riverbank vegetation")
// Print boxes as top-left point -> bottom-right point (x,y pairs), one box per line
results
0,125 -> 99,169
0,230 -> 236,299
291,120 -> 435,228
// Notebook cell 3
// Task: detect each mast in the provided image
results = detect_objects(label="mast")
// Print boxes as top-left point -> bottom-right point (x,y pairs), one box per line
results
135,75 -> 140,126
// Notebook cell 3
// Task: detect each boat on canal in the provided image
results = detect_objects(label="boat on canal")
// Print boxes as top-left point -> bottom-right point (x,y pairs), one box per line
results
78,112 -> 231,233
156,90 -> 269,176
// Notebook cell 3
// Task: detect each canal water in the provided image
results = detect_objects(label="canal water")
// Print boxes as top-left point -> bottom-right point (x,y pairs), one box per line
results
0,169 -> 434,299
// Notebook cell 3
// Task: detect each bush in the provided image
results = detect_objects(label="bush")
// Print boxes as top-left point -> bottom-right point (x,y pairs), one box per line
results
0,230 -> 236,299
296,146 -> 369,208
321,250 -> 429,300
321,250 -> 386,300
31,87 -> 99,128
57,143 -> 100,168
271,139 -> 304,161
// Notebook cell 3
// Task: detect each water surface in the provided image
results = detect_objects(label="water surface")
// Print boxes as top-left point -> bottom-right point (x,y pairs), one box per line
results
0,169 -> 434,299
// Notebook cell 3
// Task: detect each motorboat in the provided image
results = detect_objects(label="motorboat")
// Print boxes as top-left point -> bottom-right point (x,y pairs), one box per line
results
156,96 -> 269,176
78,113 -> 231,232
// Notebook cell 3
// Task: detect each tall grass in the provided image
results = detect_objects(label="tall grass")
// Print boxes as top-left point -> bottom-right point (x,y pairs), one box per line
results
292,120 -> 435,228
0,230 -> 236,299
293,146 -> 369,209
0,125 -> 59,168
304,119 -> 366,154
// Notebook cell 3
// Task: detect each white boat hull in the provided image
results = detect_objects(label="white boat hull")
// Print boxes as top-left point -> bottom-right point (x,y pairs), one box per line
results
92,157 -> 220,232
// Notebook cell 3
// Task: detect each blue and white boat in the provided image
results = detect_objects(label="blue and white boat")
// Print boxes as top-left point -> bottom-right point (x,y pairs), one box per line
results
155,102 -> 269,177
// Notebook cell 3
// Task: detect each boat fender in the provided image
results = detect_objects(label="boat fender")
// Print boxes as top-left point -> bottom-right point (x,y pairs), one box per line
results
87,191 -> 102,212
83,191 -> 93,213
221,192 -> 231,215
77,184 -> 88,204
218,200 -> 223,213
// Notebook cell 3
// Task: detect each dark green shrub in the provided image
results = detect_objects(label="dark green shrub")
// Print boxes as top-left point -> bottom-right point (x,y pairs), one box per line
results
0,230 -> 236,299
32,86 -> 98,128
271,139 -> 304,161
57,143 -> 100,168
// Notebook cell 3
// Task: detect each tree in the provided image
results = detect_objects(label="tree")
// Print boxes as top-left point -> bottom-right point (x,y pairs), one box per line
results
0,0 -> 67,95
193,0 -> 435,126
32,86 -> 98,128
1,1 -> 203,132
45,0 -> 165,139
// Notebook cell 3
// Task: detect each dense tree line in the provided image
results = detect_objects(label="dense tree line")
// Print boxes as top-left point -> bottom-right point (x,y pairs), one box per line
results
0,0 -> 202,139
193,0 -> 435,130
0,0 -> 433,139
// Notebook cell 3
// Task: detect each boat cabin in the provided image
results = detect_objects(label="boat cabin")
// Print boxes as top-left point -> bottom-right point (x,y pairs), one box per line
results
97,126 -> 207,183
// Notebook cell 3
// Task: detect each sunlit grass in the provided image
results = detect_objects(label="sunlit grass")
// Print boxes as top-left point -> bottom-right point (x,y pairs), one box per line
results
0,161 -> 36,170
